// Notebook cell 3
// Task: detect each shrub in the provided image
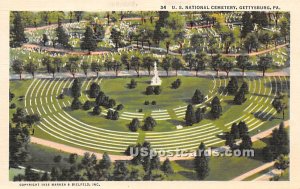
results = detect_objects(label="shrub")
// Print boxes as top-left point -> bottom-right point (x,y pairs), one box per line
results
154,86 -> 161,95
83,100 -> 92,110
171,79 -> 181,89
10,103 -> 16,109
152,101 -> 156,105
89,82 -> 101,98
128,79 -> 137,89
116,104 -> 124,111
71,98 -> 82,110
53,155 -> 62,163
112,111 -> 119,120
129,118 -> 140,132
145,86 -> 154,95
144,101 -> 149,105
58,93 -> 65,99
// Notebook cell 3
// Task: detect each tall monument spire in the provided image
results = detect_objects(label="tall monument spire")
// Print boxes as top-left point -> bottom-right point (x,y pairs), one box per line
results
151,62 -> 162,86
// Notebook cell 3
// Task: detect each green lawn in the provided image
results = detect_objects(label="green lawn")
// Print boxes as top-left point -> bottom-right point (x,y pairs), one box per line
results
9,168 -> 25,181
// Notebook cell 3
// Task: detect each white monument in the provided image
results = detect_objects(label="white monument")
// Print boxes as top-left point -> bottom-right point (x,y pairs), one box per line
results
151,62 -> 162,86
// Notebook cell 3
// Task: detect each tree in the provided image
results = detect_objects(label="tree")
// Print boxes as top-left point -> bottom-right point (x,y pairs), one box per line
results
195,108 -> 204,123
210,96 -> 222,119
226,77 -> 239,95
112,111 -> 119,120
234,90 -> 246,105
91,62 -> 102,77
272,96 -> 287,120
184,53 -> 193,71
258,55 -> 272,77
171,78 -> 181,89
71,78 -> 82,98
106,109 -> 114,120
25,61 -> 38,78
220,31 -> 235,54
42,56 -> 52,73
81,62 -> 89,77
221,58 -> 233,77
74,11 -> 83,22
24,166 -> 40,181
66,57 -> 80,78
49,63 -> 56,78
10,12 -> 27,47
68,153 -> 78,164
225,133 -> 235,149
55,20 -> 70,48
53,155 -> 62,163
279,19 -> 290,43
230,123 -> 240,139
83,100 -> 92,110
110,27 -> 122,50
131,56 -> 141,77
42,34 -> 49,46
12,59 -> 24,80
244,33 -> 259,53
113,161 -> 129,181
259,31 -> 272,49
238,121 -> 248,137
241,12 -> 254,38
129,118 -> 140,132
171,57 -> 183,76
192,89 -> 204,104
236,55 -> 251,76
71,98 -> 82,110
162,56 -> 172,76
98,152 -> 112,171
53,57 -> 63,72
25,114 -> 41,127
112,60 -> 122,77
252,12 -> 269,28
240,82 -> 249,94
208,37 -> 219,55
190,34 -> 204,50
9,91 -> 15,102
89,83 -> 100,98
142,56 -> 155,76
161,158 -> 174,174
239,134 -> 252,150
12,107 -> 27,124
185,104 -> 196,126
194,142 -> 209,180
143,116 -> 157,131
81,26 -> 97,53
93,105 -> 101,115
9,123 -> 30,168
41,172 -> 50,181
193,52 -> 207,76
272,32 -> 281,47
107,99 -> 116,109
211,54 -> 222,77
121,53 -> 130,71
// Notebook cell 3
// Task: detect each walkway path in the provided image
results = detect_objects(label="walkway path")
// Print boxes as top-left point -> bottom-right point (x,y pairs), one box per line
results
30,120 -> 289,162
9,68 -> 290,80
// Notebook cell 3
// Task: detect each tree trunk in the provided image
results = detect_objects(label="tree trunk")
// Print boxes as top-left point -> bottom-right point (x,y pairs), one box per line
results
263,69 -> 265,77
176,70 -> 178,76
148,68 -> 151,76
282,110 -> 285,120
72,73 -> 75,78
216,70 -> 219,77
19,73 -> 22,80
242,68 -> 245,77
226,72 -> 229,77
96,72 -> 99,77
52,72 -> 55,78
32,72 -> 35,78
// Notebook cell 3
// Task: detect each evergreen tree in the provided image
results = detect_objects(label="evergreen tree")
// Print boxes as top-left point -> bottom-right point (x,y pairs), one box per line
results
194,142 -> 209,180
161,158 -> 174,174
145,86 -> 154,95
153,86 -> 161,95
11,12 -> 27,47
185,104 -> 196,126
113,161 -> 129,181
226,77 -> 239,95
82,100 -> 92,110
99,152 -> 112,170
238,121 -> 248,137
71,78 -> 82,98
89,83 -> 100,98
195,107 -> 204,123
225,133 -> 235,149
106,110 -> 114,120
230,123 -> 240,139
239,134 -> 252,151
234,90 -> 246,105
240,81 -> 249,94
81,26 -> 97,52
210,96 -> 222,119
71,98 -> 82,110
192,89 -> 204,104
112,111 -> 119,120
55,20 -> 70,48
92,105 -> 101,115
129,118 -> 140,132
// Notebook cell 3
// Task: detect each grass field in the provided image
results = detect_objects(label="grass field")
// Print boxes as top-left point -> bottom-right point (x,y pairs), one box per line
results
9,75 -> 289,155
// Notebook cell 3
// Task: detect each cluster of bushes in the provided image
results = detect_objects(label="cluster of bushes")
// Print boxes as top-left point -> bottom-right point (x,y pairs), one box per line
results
225,121 -> 251,150
9,91 -> 16,109
128,116 -> 157,132
106,109 -> 119,120
233,82 -> 249,105
95,91 -> 116,109
171,79 -> 181,89
144,100 -> 157,105
145,86 -> 161,95
185,104 -> 206,126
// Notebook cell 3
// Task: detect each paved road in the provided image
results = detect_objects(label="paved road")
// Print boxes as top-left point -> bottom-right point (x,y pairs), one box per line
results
30,121 -> 289,162
9,68 -> 290,80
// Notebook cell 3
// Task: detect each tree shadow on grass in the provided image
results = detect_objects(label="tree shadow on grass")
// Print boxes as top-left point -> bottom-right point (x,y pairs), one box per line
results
253,111 -> 274,121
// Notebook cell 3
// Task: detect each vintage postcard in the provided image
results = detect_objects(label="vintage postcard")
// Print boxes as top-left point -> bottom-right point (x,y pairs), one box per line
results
0,0 -> 299,188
